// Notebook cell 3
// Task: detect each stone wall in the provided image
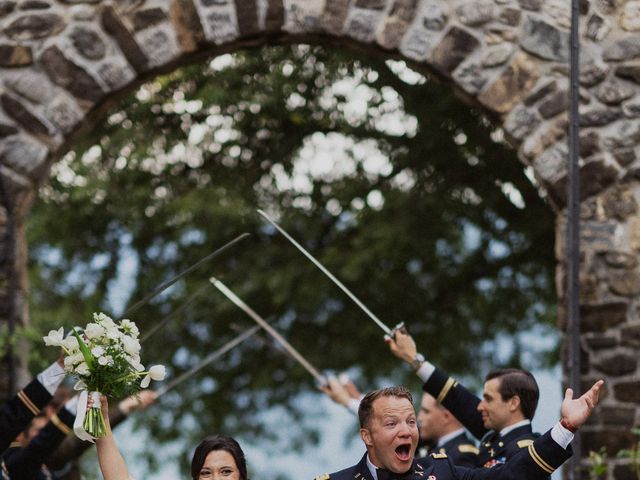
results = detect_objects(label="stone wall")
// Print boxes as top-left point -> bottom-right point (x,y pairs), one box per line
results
0,0 -> 639,476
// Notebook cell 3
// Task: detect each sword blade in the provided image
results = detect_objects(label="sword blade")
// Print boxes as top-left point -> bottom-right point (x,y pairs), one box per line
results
210,277 -> 325,383
140,284 -> 209,343
256,209 -> 391,335
155,324 -> 260,396
123,233 -> 250,317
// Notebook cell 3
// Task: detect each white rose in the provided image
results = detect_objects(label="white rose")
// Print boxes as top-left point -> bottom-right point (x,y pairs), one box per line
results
120,319 -> 140,337
91,346 -> 105,358
122,336 -> 141,356
75,362 -> 90,375
149,365 -> 166,381
62,335 -> 79,351
43,327 -> 64,347
85,323 -> 105,339
98,355 -> 113,366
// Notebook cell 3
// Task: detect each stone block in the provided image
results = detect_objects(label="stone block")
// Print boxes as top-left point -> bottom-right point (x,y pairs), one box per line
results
70,26 -> 106,60
45,96 -> 82,134
602,186 -> 638,221
603,120 -> 640,149
596,406 -> 636,426
0,124 -> 18,138
39,45 -> 104,103
504,105 -> 540,140
614,381 -> 640,403
523,80 -> 557,107
170,0 -> 206,51
580,108 -> 621,127
481,43 -> 513,68
518,0 -> 542,10
604,37 -> 640,62
538,90 -> 569,119
620,324 -> 640,347
0,1 -> 16,17
0,44 -> 32,67
622,99 -> 640,118
614,465 -> 639,480
19,1 -> 50,9
604,250 -> 638,269
595,80 -> 635,106
355,0 -> 385,9
580,62 -> 608,87
429,26 -> 480,77
582,429 -> 637,457
478,52 -> 539,114
519,16 -> 569,62
233,0 -> 259,36
593,353 -> 637,375
499,7 -> 520,26
453,63 -> 488,95
585,335 -> 618,349
621,1 -> 640,31
344,10 -> 379,43
101,5 -> 149,73
612,147 -> 636,166
0,137 -> 47,181
610,268 -> 640,296
580,301 -> 628,333
456,0 -> 493,26
5,13 -> 64,40
421,3 -> 448,31
132,7 -> 166,31
320,0 -> 348,34
615,63 -> 640,85
0,94 -> 53,137
580,131 -> 601,159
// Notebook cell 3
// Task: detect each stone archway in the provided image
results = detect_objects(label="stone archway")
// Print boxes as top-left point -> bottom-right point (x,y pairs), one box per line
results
1,1 -> 639,476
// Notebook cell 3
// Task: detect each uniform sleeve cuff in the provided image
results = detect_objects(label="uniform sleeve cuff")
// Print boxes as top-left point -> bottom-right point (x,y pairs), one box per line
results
37,361 -> 65,395
551,421 -> 574,449
416,361 -> 436,383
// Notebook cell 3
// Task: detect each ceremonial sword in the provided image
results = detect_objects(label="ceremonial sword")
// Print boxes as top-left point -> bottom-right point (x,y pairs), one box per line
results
256,209 -> 398,336
210,277 -> 326,384
155,324 -> 260,396
122,233 -> 250,317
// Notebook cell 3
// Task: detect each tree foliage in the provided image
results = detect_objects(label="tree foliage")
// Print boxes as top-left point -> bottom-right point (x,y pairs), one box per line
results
25,44 -> 556,474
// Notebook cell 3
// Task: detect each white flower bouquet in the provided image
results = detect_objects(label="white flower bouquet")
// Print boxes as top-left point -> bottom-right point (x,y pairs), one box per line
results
43,312 -> 166,440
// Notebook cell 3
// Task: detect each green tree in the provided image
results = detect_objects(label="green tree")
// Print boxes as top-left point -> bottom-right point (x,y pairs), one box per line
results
26,44 -> 556,475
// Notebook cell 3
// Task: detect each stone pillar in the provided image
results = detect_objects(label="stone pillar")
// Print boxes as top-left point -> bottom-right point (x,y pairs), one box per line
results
557,181 -> 640,480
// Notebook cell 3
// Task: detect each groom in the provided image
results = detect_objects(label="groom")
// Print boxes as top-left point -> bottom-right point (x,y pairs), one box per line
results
315,381 -> 602,480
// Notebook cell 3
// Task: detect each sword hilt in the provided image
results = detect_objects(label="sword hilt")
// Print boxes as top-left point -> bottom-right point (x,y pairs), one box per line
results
384,321 -> 406,341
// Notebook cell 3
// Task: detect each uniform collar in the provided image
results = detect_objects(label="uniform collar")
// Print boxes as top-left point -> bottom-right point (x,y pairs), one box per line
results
436,428 -> 466,447
366,454 -> 379,480
499,419 -> 531,437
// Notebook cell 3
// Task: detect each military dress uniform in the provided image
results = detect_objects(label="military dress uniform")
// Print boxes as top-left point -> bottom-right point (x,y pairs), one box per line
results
0,380 -> 53,455
426,431 -> 479,468
313,429 -> 571,480
422,367 -> 537,468
1,407 -> 74,480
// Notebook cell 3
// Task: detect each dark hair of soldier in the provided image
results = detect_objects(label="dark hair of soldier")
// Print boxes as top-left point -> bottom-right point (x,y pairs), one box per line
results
190,435 -> 248,480
485,368 -> 539,420
358,386 -> 414,428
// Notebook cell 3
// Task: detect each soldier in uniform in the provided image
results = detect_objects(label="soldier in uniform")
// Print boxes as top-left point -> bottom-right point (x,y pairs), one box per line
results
417,393 -> 478,467
321,377 -> 479,468
1,359 -> 66,455
1,396 -> 76,480
386,329 -> 543,468
314,381 -> 602,480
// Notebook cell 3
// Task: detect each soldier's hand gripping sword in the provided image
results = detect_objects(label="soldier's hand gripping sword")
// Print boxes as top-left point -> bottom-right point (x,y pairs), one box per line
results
256,209 -> 404,337
210,277 -> 326,385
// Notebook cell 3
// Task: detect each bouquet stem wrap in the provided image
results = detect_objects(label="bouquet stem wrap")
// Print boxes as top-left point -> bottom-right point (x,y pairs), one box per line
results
74,391 -> 107,442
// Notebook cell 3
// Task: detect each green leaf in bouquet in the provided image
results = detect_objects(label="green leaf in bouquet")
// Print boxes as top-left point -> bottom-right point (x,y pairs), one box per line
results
72,328 -> 95,369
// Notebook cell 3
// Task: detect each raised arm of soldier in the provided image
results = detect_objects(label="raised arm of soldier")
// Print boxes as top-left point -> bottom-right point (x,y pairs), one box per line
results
320,375 -> 361,415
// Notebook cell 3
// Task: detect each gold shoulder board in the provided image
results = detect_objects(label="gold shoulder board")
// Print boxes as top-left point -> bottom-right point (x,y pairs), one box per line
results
458,444 -> 479,454
314,474 -> 330,480
432,453 -> 448,459
517,439 -> 534,448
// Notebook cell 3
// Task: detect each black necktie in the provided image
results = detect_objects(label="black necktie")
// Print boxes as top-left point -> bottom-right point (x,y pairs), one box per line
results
376,467 -> 414,480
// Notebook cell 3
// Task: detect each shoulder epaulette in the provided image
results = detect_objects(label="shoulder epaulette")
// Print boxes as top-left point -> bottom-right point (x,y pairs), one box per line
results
314,474 -> 330,480
458,444 -> 479,454
431,452 -> 448,459
517,439 -> 534,448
